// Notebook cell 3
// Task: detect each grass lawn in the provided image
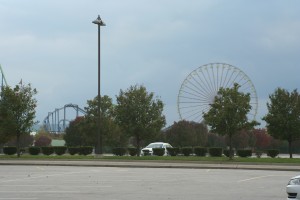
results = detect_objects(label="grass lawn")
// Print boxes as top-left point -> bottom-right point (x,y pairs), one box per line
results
1,154 -> 300,165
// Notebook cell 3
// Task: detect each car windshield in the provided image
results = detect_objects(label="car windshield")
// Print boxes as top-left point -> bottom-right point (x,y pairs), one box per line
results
146,143 -> 163,148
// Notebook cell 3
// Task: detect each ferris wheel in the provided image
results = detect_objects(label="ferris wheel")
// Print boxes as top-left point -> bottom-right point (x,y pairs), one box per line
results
177,63 -> 258,123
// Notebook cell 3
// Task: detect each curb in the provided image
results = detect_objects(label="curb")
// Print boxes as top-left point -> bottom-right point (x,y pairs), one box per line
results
0,159 -> 299,171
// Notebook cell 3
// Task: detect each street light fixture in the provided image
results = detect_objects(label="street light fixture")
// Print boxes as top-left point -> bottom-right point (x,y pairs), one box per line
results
93,15 -> 105,156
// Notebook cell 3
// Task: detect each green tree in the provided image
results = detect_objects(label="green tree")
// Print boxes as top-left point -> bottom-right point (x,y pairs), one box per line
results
263,88 -> 300,158
165,120 -> 208,147
203,83 -> 258,159
0,83 -> 37,157
64,95 -> 126,150
84,95 -> 126,149
115,85 -> 166,155
64,116 -> 89,146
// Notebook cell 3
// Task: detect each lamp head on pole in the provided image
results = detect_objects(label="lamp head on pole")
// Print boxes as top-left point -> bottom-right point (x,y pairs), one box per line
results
92,15 -> 106,26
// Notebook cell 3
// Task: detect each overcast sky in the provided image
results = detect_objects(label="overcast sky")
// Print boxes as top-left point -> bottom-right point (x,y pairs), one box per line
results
1,1 -> 300,128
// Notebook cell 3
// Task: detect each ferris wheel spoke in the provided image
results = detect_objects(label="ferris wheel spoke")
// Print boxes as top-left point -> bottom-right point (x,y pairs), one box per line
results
224,69 -> 236,88
210,64 -> 218,93
179,89 -> 206,99
220,65 -> 230,89
205,66 -> 217,95
184,77 -> 208,96
199,68 -> 216,96
192,70 -> 212,95
181,83 -> 209,98
179,94 -> 211,103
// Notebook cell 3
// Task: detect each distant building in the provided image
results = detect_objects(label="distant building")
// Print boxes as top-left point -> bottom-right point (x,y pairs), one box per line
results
51,139 -> 66,147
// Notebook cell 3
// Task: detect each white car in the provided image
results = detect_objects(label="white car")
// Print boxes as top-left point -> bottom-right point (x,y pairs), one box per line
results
287,175 -> 300,199
140,142 -> 172,156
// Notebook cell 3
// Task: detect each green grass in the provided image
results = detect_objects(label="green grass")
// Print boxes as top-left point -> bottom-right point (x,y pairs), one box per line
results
1,154 -> 300,165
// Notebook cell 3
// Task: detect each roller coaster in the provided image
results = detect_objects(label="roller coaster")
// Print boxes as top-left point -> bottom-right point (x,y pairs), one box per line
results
0,64 -> 8,90
43,104 -> 86,133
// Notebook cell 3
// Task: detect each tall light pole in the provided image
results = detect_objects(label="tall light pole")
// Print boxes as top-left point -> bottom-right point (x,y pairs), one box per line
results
92,15 -> 105,155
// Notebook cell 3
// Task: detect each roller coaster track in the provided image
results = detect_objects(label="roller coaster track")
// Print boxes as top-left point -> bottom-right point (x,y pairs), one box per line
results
0,64 -> 8,89
43,103 -> 86,133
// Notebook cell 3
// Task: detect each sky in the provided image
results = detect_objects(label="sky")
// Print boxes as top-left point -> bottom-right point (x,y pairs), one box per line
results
0,0 -> 300,129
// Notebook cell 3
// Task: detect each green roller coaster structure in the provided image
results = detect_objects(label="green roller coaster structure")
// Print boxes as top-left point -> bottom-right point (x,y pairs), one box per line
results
0,64 -> 8,90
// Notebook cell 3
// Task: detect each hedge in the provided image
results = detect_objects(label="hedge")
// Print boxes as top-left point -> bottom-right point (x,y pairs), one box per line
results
209,147 -> 223,157
153,148 -> 165,156
68,147 -> 80,155
54,146 -> 67,155
181,147 -> 193,156
29,147 -> 40,155
167,147 -> 179,156
236,149 -> 252,157
194,147 -> 207,157
223,149 -> 235,158
267,149 -> 279,158
3,146 -> 17,155
79,146 -> 93,155
112,147 -> 127,156
127,147 -> 138,156
41,146 -> 54,156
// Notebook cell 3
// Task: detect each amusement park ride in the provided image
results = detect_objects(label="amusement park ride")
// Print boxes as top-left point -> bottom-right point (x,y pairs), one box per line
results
0,64 -> 8,90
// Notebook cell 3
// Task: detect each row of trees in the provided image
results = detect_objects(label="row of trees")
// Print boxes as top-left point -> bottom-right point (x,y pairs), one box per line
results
64,85 -> 166,156
202,84 -> 300,159
1,81 -> 300,159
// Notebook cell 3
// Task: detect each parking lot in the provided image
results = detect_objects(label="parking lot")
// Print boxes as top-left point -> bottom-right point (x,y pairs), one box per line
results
0,165 -> 296,200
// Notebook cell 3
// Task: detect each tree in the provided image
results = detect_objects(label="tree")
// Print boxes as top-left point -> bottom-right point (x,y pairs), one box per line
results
34,130 -> 52,147
64,95 -> 126,149
0,83 -> 37,157
115,85 -> 166,155
64,116 -> 89,146
4,134 -> 34,148
203,83 -> 258,159
263,88 -> 300,158
253,129 -> 271,150
165,120 -> 208,147
84,95 -> 126,149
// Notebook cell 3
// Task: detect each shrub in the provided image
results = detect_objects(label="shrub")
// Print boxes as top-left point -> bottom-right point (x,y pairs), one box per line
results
68,147 -> 80,155
34,135 -> 52,147
41,146 -> 54,156
54,146 -> 67,155
236,149 -> 252,157
29,147 -> 40,155
153,148 -> 165,156
209,147 -> 223,157
223,149 -> 235,157
127,147 -> 138,156
267,149 -> 279,158
181,147 -> 193,156
3,146 -> 17,155
112,147 -> 127,156
194,147 -> 207,157
167,147 -> 178,156
79,146 -> 93,155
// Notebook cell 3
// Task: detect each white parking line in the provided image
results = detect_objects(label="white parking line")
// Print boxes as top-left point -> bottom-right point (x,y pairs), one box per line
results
238,174 -> 291,183
237,175 -> 275,182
